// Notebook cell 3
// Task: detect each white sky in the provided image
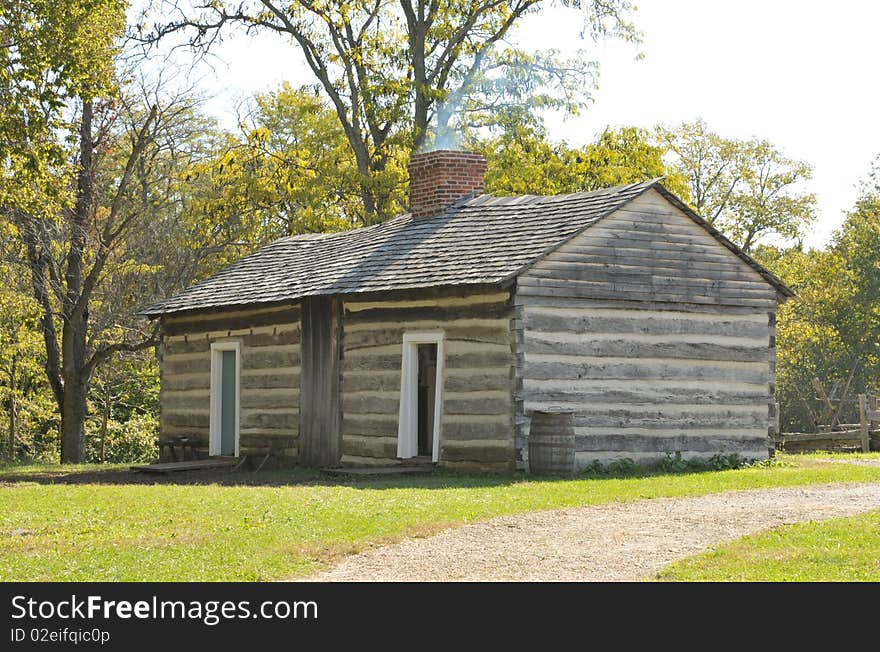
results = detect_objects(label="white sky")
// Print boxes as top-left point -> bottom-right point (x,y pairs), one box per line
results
168,0 -> 880,248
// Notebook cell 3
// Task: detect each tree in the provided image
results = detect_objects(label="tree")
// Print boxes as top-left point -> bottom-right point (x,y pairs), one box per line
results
477,124 -> 689,198
658,119 -> 815,252
139,0 -> 639,220
0,273 -> 45,459
760,179 -> 880,432
187,83 -> 378,240
2,0 -> 221,461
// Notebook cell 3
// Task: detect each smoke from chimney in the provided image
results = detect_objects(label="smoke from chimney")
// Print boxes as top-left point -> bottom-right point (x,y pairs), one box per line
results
408,150 -> 487,219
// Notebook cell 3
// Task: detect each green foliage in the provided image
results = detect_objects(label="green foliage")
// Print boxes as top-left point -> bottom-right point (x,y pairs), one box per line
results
476,124 -> 689,198
144,0 -> 639,220
187,84 -> 397,244
582,452 -> 769,477
759,181 -> 880,432
85,413 -> 158,464
0,0 -> 125,215
658,119 -> 816,251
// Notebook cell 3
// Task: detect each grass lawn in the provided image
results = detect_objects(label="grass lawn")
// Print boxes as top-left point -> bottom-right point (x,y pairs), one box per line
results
2,455 -> 880,581
657,509 -> 880,581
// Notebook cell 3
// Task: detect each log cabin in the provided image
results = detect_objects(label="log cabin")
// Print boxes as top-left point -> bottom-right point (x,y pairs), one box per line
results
141,149 -> 792,472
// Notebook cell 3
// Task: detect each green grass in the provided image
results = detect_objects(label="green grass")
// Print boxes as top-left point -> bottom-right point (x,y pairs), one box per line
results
2,455 -> 880,581
657,509 -> 880,581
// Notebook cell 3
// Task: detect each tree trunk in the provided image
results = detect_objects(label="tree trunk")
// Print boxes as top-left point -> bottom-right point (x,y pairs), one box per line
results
59,97 -> 94,464
99,383 -> 110,464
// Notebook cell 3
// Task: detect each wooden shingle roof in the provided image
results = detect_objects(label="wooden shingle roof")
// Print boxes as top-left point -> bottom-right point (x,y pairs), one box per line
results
141,179 -> 791,317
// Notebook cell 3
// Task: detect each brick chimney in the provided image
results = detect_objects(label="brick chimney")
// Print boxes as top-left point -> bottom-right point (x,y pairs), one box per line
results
408,150 -> 487,219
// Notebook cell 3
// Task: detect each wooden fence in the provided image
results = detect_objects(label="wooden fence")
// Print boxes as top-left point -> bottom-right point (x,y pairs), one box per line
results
774,393 -> 880,454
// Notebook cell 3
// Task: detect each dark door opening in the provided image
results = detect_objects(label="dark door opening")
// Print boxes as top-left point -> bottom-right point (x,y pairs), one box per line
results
417,343 -> 438,457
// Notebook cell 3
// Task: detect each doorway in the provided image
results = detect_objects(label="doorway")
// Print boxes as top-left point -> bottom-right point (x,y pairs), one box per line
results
209,341 -> 240,457
397,331 -> 444,462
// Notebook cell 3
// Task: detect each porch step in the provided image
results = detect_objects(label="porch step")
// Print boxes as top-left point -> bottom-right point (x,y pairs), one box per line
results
130,458 -> 238,474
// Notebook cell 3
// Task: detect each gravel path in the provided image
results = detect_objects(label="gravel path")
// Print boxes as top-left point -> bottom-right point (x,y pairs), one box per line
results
304,482 -> 880,582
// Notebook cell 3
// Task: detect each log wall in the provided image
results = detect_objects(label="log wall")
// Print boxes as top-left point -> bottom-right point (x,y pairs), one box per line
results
515,189 -> 778,468
340,290 -> 515,471
159,304 -> 301,463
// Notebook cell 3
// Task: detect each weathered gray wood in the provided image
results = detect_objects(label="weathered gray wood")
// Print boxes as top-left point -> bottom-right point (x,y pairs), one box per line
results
524,359 -> 768,384
242,411 -> 299,430
521,387 -> 770,406
569,412 -> 767,429
345,302 -> 510,324
525,338 -> 768,362
523,309 -> 768,337
163,307 -> 300,335
342,415 -> 398,437
440,444 -> 514,464
344,323 -> 509,348
299,296 -> 343,467
240,371 -> 300,389
242,348 -> 301,369
575,434 -> 768,453
528,411 -> 575,475
517,294 -> 767,315
441,421 -> 512,440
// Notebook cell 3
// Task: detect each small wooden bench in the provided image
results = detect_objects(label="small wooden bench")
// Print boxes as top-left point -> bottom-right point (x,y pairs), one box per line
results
158,437 -> 201,462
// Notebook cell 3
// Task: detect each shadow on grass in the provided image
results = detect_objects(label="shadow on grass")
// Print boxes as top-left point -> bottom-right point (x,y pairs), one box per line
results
0,462 -> 677,490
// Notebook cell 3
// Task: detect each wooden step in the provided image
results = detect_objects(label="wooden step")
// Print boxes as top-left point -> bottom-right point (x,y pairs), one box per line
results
130,458 -> 238,474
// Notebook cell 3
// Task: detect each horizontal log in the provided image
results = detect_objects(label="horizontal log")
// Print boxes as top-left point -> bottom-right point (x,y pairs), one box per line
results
516,294 -> 773,315
524,337 -> 768,362
444,397 -> 511,416
445,350 -> 512,369
574,434 -> 769,453
342,394 -> 399,415
242,348 -> 301,370
524,358 -> 768,384
344,323 -> 509,349
241,411 -> 298,430
342,372 -> 402,393
343,415 -> 398,437
523,307 -> 768,338
342,435 -> 398,459
440,443 -> 514,463
517,277 -> 775,308
441,420 -> 512,440
162,373 -> 210,391
163,338 -> 212,355
520,386 -> 770,406
569,412 -> 768,429
162,393 -> 209,410
240,370 -> 300,390
163,307 -> 300,336
444,372 -> 511,392
346,302 -> 511,325
343,291 -> 510,312
164,357 -> 210,375
525,265 -> 769,293
343,353 -> 402,371
243,331 -> 301,348
241,388 -> 299,410
162,412 -> 209,428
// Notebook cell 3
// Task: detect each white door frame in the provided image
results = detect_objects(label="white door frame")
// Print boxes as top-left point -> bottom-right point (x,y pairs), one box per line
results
209,340 -> 241,457
397,331 -> 444,462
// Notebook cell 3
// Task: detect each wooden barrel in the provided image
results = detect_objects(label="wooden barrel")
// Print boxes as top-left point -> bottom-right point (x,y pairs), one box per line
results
528,410 -> 575,475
